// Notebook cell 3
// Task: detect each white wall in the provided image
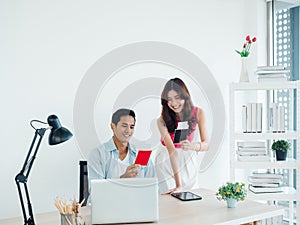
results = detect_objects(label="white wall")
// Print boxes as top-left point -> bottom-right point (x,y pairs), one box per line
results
0,0 -> 264,219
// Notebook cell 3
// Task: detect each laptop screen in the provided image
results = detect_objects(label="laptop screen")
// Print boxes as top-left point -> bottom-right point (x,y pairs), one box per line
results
90,178 -> 159,224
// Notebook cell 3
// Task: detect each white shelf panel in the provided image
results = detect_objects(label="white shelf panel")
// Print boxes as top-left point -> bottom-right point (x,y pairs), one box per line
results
232,159 -> 299,169
233,131 -> 298,140
230,81 -> 299,90
247,187 -> 299,201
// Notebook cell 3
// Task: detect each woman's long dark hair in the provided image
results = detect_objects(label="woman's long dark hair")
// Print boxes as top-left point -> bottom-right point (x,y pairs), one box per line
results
161,78 -> 195,134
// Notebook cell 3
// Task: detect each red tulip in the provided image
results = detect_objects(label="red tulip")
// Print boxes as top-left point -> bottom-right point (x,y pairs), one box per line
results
236,35 -> 257,57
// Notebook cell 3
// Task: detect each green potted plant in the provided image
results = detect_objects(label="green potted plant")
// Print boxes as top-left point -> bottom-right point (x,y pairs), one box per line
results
216,182 -> 247,208
272,140 -> 291,161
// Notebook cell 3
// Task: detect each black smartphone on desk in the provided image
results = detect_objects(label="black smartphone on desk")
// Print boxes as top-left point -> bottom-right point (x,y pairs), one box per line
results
171,191 -> 202,201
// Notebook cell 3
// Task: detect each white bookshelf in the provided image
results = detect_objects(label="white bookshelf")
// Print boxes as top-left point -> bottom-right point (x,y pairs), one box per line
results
229,81 -> 300,225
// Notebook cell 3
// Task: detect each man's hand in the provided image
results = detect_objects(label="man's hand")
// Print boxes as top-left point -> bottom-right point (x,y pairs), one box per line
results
120,164 -> 141,178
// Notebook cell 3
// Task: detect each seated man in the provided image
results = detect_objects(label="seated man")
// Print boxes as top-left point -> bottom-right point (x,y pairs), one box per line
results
88,108 -> 155,181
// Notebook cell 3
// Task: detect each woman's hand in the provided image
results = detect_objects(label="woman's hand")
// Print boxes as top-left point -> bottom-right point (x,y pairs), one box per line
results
180,140 -> 193,150
180,140 -> 202,151
180,140 -> 195,151
163,186 -> 182,195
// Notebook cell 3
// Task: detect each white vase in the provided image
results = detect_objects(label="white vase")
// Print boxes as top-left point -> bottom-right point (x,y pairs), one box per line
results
239,57 -> 249,82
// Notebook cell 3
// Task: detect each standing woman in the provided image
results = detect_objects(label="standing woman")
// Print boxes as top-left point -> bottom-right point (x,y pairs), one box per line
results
155,78 -> 209,194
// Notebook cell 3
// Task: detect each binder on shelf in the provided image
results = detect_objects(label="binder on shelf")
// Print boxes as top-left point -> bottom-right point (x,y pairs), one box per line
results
237,141 -> 266,148
237,147 -> 267,156
246,103 -> 252,132
256,65 -> 286,71
242,105 -> 247,133
237,155 -> 270,162
256,70 -> 287,75
248,185 -> 284,193
277,105 -> 285,132
269,103 -> 285,133
241,103 -> 263,133
256,103 -> 262,133
269,103 -> 278,132
248,171 -> 283,193
236,151 -> 267,156
248,176 -> 282,183
251,171 -> 283,179
237,147 -> 267,152
250,183 -> 280,188
256,65 -> 289,83
251,103 -> 257,132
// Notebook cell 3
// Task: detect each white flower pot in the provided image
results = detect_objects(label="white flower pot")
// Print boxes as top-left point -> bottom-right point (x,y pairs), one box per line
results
226,198 -> 237,208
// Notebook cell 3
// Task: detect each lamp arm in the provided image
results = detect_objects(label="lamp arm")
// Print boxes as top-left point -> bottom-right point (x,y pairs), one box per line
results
15,128 -> 46,225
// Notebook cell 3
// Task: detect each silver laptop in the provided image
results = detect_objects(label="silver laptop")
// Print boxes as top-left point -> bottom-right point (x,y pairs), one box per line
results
90,178 -> 159,224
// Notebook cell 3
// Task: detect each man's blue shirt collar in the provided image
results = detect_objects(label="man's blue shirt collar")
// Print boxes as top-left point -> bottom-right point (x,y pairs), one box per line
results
104,137 -> 137,154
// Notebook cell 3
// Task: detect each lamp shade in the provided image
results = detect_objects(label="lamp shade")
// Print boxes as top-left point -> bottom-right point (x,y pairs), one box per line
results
47,115 -> 73,145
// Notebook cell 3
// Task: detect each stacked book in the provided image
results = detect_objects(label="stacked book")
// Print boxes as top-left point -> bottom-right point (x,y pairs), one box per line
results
237,141 -> 269,162
242,103 -> 262,133
255,66 -> 289,82
248,171 -> 284,193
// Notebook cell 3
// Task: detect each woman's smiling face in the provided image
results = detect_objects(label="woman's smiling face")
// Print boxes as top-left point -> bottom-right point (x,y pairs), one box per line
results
167,89 -> 185,114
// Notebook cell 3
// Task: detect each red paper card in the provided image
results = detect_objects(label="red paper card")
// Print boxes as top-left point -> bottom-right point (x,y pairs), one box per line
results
134,150 -> 152,166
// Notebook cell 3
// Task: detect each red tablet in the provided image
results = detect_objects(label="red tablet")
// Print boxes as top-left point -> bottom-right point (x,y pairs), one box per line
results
134,150 -> 152,166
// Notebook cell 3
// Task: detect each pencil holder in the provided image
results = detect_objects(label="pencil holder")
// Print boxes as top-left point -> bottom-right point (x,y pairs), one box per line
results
60,213 -> 75,225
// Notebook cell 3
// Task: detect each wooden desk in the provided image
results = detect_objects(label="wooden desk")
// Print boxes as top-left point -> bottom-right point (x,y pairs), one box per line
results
0,188 -> 284,225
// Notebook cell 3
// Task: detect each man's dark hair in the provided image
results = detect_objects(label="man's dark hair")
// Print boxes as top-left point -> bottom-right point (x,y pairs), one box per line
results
111,108 -> 136,125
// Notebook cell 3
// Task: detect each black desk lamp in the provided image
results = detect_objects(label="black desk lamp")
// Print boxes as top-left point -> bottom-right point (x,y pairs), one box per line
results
15,115 -> 73,225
